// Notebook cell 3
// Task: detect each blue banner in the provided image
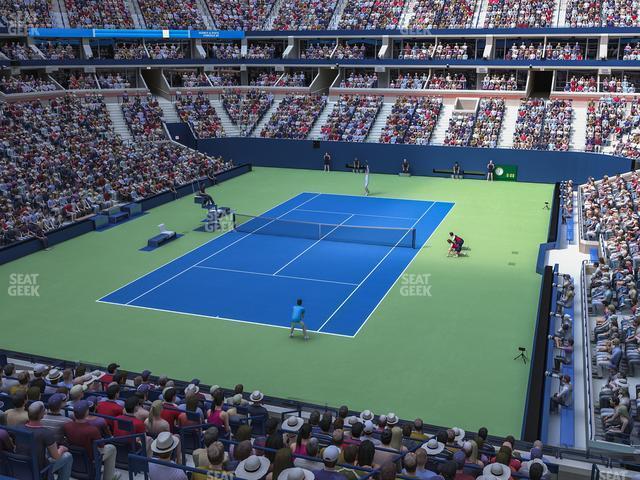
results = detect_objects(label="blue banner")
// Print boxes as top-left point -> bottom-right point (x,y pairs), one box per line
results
28,28 -> 244,39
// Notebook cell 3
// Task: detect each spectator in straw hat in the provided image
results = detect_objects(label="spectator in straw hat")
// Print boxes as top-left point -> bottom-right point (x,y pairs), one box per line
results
149,432 -> 184,480
279,467 -> 315,480
236,454 -> 270,480
482,462 -> 511,480
44,369 -> 63,395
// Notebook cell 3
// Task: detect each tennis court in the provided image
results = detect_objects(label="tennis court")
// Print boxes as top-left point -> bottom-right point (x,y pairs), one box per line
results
98,192 -> 454,337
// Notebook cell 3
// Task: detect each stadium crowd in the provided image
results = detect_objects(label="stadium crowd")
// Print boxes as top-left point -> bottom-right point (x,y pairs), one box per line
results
148,43 -> 187,60
112,43 -> 148,60
301,43 -> 336,59
271,0 -> 336,30
38,41 -> 78,60
427,73 -> 469,90
176,92 -> 226,139
585,96 -> 629,153
208,71 -> 241,87
482,0 -> 555,28
601,75 -> 638,94
64,0 -> 134,28
260,94 -> 327,139
0,94 -> 231,247
222,89 -> 275,136
505,42 -> 544,60
0,0 -> 52,28
207,43 -> 242,60
121,95 -> 166,140
0,359 -> 556,480
0,41 -> 40,60
480,74 -> 520,91
247,43 -> 278,59
379,96 -> 442,144
443,112 -> 475,146
406,0 -> 478,29
52,72 -> 98,90
340,73 -> 379,89
338,0 -> 407,29
561,75 -> 598,93
321,95 -> 383,142
390,73 -> 428,89
204,0 -> 273,31
276,72 -> 309,88
137,0 -> 207,29
513,98 -> 572,151
0,74 -> 60,94
334,43 -> 368,59
250,72 -> 280,87
98,73 -> 133,89
469,98 -> 505,148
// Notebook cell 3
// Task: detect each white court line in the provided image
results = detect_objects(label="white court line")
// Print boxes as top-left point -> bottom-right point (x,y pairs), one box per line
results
272,214 -> 354,276
194,265 -> 358,287
294,209 -> 418,221
122,193 -> 322,305
97,192 -> 320,302
316,202 -> 436,333
351,203 -> 455,338
96,299 -> 356,338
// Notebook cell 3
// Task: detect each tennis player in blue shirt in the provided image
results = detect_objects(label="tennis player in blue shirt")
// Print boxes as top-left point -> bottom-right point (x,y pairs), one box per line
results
290,298 -> 309,340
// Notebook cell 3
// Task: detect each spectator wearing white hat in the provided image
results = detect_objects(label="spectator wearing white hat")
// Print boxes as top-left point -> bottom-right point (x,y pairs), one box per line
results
313,445 -> 344,480
248,390 -> 269,420
361,420 -> 381,445
235,454 -> 271,480
482,462 -> 511,480
149,432 -> 185,480
279,467 -> 315,480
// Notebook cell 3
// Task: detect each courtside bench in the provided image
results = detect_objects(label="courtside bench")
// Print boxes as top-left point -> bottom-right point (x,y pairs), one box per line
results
559,302 -> 575,448
104,206 -> 129,224
147,231 -> 177,248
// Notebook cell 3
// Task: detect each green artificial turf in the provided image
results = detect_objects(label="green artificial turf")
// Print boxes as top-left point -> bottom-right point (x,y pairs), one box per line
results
0,167 -> 552,437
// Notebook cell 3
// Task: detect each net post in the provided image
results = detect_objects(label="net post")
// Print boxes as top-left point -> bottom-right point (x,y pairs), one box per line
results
232,213 -> 237,230
412,228 -> 417,249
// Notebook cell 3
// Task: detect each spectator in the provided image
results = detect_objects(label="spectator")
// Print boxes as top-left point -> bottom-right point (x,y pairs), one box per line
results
550,375 -> 572,413
21,401 -> 72,480
41,393 -> 72,444
149,432 -> 186,480
64,400 -> 118,480
6,392 -> 28,426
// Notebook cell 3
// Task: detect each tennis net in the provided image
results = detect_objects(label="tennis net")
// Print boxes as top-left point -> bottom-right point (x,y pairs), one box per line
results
233,213 -> 416,248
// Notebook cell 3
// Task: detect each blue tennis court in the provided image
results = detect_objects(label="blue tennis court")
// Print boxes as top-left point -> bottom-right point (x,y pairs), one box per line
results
99,193 -> 454,337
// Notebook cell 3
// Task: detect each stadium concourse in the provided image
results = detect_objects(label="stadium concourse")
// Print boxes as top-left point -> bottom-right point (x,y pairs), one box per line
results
3,0 -> 640,478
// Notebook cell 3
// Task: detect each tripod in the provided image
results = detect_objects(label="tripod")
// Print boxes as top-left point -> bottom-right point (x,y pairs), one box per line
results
543,202 -> 550,210
514,348 -> 529,364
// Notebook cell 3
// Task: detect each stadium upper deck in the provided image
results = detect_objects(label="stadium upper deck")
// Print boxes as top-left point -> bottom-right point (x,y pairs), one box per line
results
5,0 -> 640,32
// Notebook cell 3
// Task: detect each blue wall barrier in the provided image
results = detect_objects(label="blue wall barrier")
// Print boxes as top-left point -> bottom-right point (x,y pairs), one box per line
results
188,136 -> 632,184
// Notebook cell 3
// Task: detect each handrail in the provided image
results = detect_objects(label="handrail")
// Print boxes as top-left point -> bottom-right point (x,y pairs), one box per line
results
581,260 -> 595,447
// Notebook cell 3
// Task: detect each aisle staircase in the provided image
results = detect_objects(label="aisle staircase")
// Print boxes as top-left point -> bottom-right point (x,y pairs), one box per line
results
106,103 -> 133,141
156,97 -> 181,123
366,102 -> 395,143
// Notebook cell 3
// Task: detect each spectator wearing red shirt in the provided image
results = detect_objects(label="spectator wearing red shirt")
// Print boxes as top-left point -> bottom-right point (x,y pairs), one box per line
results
96,384 -> 123,430
64,400 -> 117,480
101,363 -> 120,390
113,396 -> 146,436
161,387 -> 181,433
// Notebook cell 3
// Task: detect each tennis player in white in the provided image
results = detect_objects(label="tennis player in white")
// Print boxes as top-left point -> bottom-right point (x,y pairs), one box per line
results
364,163 -> 370,196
